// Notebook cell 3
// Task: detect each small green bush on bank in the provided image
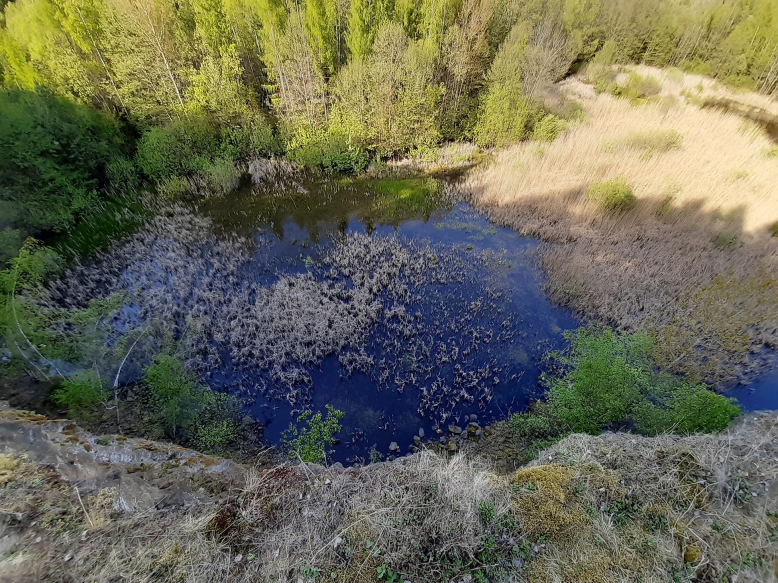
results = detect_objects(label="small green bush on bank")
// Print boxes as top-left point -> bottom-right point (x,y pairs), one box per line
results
282,405 -> 345,464
143,355 -> 241,453
52,369 -> 105,419
586,178 -> 637,213
510,327 -> 740,451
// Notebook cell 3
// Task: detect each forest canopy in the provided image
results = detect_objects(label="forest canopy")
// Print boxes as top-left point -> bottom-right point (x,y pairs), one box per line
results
2,0 -> 778,256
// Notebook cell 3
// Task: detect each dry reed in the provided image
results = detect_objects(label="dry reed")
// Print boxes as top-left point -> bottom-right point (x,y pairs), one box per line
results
464,72 -> 778,383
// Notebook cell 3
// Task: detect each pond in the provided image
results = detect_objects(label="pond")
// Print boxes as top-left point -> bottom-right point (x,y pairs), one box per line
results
52,175 -> 579,462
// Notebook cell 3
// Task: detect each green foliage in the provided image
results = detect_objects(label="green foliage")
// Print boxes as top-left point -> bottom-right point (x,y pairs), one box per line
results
633,384 -> 740,435
287,130 -> 369,174
474,24 -> 536,147
586,178 -> 637,213
135,119 -> 220,183
478,500 -> 495,525
143,355 -> 240,451
608,72 -> 662,103
0,89 -> 124,236
52,369 -> 105,418
525,327 -> 741,438
713,231 -> 738,249
202,159 -> 242,195
770,222 -> 778,238
546,327 -> 653,434
0,229 -> 22,266
532,114 -> 566,142
509,405 -> 560,439
282,405 -> 345,464
157,176 -> 191,200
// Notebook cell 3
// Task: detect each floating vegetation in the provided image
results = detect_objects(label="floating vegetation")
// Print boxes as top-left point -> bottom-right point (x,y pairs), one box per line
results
47,185 -> 575,459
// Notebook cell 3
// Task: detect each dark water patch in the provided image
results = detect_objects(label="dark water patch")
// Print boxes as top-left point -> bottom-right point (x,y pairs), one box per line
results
51,178 -> 578,463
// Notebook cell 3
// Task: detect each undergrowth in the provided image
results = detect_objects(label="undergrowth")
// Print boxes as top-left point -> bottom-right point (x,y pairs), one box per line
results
509,327 -> 739,455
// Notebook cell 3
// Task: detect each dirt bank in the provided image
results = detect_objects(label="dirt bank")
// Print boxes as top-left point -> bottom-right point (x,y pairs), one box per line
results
2,404 -> 776,582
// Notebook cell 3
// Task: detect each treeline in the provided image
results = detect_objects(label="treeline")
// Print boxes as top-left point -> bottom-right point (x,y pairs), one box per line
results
2,0 -> 778,254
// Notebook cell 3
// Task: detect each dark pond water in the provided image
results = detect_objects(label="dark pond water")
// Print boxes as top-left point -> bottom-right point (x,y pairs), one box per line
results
54,176 -> 578,462
199,178 -> 578,462
51,175 -> 777,463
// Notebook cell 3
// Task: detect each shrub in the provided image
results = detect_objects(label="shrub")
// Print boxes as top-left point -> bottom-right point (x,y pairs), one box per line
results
712,231 -> 738,249
0,88 -> 124,236
143,355 -> 240,452
546,328 -> 652,434
603,130 -> 682,156
105,157 -> 139,192
282,405 -> 345,464
532,114 -> 566,142
609,72 -> 662,102
764,145 -> 778,158
509,407 -> 559,439
219,117 -> 281,161
586,178 -> 637,213
287,131 -> 369,174
535,327 -> 740,438
203,159 -> 242,195
157,176 -> 190,200
770,222 -> 778,237
0,229 -> 22,266
52,369 -> 105,418
634,384 -> 739,435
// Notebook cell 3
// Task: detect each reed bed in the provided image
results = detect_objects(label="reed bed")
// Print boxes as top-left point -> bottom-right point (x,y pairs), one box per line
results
465,75 -> 778,384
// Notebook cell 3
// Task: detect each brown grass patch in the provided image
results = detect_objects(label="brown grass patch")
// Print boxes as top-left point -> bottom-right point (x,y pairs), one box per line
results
465,71 -> 778,383
2,413 -> 778,582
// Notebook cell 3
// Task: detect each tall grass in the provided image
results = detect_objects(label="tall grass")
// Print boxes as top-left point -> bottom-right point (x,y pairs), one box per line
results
465,73 -> 778,383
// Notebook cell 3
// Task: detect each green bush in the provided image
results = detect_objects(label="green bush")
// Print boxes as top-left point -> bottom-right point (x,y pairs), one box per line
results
532,115 -> 566,142
770,222 -> 778,237
105,157 -> 139,192
609,72 -> 662,102
531,327 -> 740,438
546,328 -> 652,434
157,176 -> 190,200
634,384 -> 739,435
713,231 -> 738,249
586,178 -> 637,213
135,118 -> 220,182
287,131 -> 369,174
143,355 -> 240,451
219,117 -> 281,161
509,405 -> 559,439
52,370 -> 105,418
0,89 -> 125,237
0,229 -> 22,266
203,159 -> 242,195
282,405 -> 345,464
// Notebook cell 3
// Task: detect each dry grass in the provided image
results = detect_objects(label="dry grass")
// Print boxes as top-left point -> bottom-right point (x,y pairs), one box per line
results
465,72 -> 778,383
3,410 -> 778,582
526,412 -> 778,583
4,414 -> 778,582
